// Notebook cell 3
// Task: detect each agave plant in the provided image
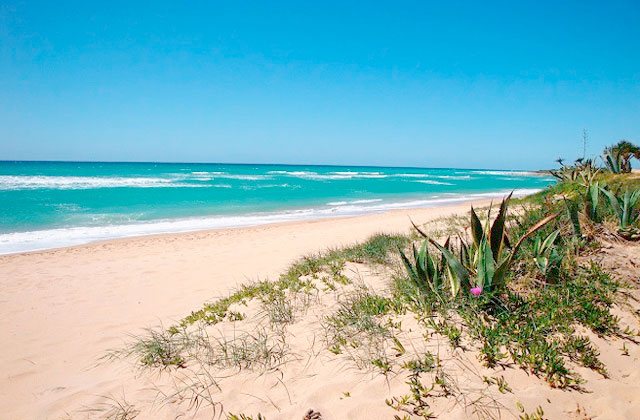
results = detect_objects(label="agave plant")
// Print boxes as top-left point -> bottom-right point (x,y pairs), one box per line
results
584,181 -> 601,222
603,148 -> 623,174
604,140 -> 640,173
549,166 -> 579,182
532,230 -> 562,279
399,240 -> 443,296
600,186 -> 640,233
578,160 -> 600,187
411,194 -> 558,296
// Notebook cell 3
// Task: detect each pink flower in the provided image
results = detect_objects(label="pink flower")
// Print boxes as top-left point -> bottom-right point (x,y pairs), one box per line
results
470,286 -> 483,297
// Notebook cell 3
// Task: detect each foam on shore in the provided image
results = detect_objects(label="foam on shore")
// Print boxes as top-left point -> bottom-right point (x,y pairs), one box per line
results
0,189 -> 539,255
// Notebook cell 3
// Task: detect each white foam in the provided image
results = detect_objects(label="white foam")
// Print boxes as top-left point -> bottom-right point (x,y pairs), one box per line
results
0,175 -> 203,190
470,170 -> 536,176
414,180 -> 454,186
326,199 -> 383,206
0,189 -> 540,255
267,170 -> 387,180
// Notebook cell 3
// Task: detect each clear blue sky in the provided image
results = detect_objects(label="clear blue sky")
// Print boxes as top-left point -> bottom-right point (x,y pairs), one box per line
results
1,1 -> 638,169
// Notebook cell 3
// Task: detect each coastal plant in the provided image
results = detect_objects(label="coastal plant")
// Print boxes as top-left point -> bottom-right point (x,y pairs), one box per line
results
549,158 -> 599,186
398,240 -> 448,297
603,140 -> 640,173
324,287 -> 401,370
532,229 -> 562,279
227,413 -> 266,420
603,148 -> 623,174
209,329 -> 290,371
82,395 -> 141,420
462,263 -> 619,388
549,166 -> 579,182
577,159 -> 601,187
115,327 -> 189,368
411,194 -> 558,296
600,186 -> 640,237
584,181 -> 601,222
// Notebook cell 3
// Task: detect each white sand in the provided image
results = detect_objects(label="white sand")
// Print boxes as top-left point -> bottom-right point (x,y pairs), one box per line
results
2,197 -> 639,420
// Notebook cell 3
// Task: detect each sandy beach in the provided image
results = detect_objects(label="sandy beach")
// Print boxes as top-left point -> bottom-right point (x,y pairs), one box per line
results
3,193 -> 640,420
0,200 -> 495,419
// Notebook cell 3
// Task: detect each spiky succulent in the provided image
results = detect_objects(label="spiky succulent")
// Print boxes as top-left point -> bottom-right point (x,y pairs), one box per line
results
532,229 -> 562,278
410,193 -> 558,295
600,187 -> 640,231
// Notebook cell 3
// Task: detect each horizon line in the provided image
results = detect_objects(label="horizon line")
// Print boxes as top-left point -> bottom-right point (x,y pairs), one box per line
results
0,159 -> 547,172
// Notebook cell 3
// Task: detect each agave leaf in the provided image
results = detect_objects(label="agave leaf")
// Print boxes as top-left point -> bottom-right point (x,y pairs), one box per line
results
457,234 -> 470,268
446,264 -> 460,297
587,182 -> 599,221
510,212 -> 559,256
601,187 -> 622,221
622,190 -> 631,228
489,193 -> 512,261
414,243 -> 427,284
493,212 -> 559,290
477,235 -> 496,289
429,238 -> 470,287
533,236 -> 541,255
470,206 -> 483,247
399,247 -> 420,285
422,241 -> 437,282
540,229 -> 560,253
534,256 -> 548,274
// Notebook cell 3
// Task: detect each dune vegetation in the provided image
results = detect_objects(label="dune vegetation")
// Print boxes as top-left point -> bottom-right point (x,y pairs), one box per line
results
106,142 -> 640,419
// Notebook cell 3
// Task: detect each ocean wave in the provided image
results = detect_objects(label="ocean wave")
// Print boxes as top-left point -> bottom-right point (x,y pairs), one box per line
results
215,174 -> 270,181
267,170 -> 387,180
414,180 -> 454,185
326,199 -> 383,206
240,183 -> 298,190
470,170 -> 536,176
432,175 -> 472,180
392,173 -> 431,178
190,171 -> 226,175
0,175 -> 242,190
0,189 -> 540,255
0,175 -> 194,190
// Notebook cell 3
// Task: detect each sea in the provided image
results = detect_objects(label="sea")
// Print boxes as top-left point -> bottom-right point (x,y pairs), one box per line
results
0,161 -> 555,254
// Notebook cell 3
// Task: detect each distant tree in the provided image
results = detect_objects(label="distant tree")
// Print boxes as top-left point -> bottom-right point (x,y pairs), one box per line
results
604,140 -> 640,173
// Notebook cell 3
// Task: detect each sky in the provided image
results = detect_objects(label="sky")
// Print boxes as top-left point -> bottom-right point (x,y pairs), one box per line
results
0,1 -> 639,169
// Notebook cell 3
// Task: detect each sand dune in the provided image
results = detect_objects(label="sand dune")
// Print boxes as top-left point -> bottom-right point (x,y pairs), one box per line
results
1,201 -> 495,419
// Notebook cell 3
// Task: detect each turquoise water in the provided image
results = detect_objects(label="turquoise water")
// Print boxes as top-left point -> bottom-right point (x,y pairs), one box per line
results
0,161 -> 554,253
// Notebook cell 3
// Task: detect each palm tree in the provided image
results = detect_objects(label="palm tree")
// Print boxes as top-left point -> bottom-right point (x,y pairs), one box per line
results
605,140 -> 640,173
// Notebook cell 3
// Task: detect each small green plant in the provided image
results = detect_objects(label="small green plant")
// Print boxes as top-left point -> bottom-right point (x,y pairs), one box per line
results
621,342 -> 630,356
532,229 -> 562,279
482,375 -> 512,393
585,181 -> 601,222
227,413 -> 266,420
601,186 -> 640,237
398,240 -> 447,296
122,328 -> 187,368
516,402 -> 546,420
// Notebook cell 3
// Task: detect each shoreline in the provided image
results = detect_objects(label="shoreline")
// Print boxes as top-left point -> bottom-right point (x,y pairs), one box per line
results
0,197 -> 492,259
0,189 -> 539,256
0,197 -> 493,419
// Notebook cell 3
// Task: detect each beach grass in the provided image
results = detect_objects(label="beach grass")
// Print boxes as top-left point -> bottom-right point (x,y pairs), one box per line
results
107,154 -> 640,419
